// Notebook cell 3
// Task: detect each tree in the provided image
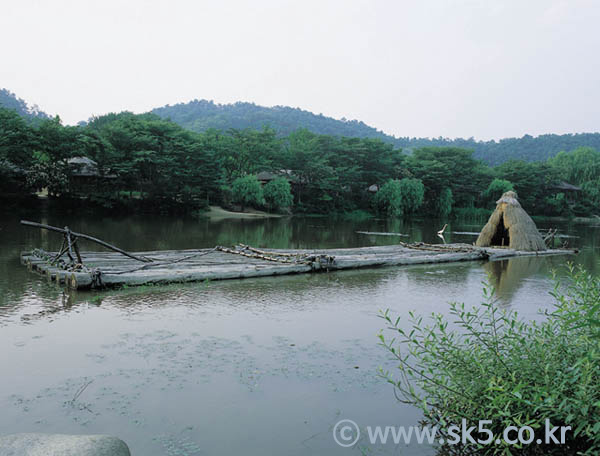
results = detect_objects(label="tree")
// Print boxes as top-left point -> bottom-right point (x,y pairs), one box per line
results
582,179 -> 600,210
374,178 -> 425,217
283,129 -> 336,212
231,175 -> 263,211
399,178 -> 425,214
0,107 -> 37,167
437,187 -> 453,217
263,177 -> 293,212
37,116 -> 83,162
495,160 -> 558,212
223,127 -> 280,180
26,159 -> 69,196
374,180 -> 403,217
407,147 -> 488,211
549,147 -> 600,184
483,178 -> 514,207
150,98 -> 600,166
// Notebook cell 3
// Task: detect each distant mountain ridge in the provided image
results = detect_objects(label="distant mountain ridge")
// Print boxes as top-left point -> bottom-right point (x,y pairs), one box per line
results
0,88 -> 50,121
152,99 -> 600,165
152,99 -> 391,140
2,88 -> 599,166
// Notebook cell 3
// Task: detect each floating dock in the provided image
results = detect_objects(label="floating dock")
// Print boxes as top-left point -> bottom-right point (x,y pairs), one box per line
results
21,242 -> 576,290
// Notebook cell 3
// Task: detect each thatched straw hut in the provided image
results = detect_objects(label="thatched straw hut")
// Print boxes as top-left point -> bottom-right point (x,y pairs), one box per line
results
476,191 -> 546,251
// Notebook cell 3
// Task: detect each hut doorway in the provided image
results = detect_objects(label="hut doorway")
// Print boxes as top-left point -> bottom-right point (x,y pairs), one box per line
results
490,215 -> 510,247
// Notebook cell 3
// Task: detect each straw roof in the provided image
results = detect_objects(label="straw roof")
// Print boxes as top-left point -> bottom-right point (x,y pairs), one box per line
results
476,191 -> 546,251
68,157 -> 100,177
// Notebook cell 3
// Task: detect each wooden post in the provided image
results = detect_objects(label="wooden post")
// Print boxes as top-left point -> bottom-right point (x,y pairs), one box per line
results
51,240 -> 69,265
65,227 -> 75,262
73,239 -> 83,264
21,220 -> 153,263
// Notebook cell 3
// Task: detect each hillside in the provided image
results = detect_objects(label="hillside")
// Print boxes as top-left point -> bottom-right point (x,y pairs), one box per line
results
0,88 -> 50,121
152,99 -> 600,165
396,134 -> 600,166
151,99 -> 391,141
2,88 -> 599,166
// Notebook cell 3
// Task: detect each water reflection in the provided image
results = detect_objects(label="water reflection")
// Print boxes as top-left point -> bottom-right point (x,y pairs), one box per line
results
484,257 -> 544,305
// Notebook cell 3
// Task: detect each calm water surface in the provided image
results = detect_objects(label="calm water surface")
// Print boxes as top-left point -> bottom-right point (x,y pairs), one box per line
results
0,207 -> 598,455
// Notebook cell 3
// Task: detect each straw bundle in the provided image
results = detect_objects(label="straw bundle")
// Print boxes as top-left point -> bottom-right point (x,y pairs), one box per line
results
476,191 -> 546,251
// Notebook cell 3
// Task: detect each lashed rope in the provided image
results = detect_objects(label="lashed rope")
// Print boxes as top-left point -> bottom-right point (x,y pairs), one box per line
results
397,241 -> 481,253
104,248 -> 219,274
216,244 -> 336,268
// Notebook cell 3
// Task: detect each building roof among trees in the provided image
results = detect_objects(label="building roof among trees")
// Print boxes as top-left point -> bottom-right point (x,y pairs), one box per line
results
67,157 -> 116,178
68,157 -> 100,177
553,181 -> 582,192
256,170 -> 301,183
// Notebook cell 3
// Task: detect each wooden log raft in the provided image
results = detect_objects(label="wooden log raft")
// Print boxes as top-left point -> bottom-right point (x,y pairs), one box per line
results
19,219 -> 578,290
20,243 -> 577,290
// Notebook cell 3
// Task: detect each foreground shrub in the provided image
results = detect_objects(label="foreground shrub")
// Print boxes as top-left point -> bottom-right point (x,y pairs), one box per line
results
379,264 -> 600,455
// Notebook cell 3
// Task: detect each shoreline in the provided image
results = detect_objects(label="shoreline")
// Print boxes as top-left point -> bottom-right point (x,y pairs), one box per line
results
201,206 -> 284,219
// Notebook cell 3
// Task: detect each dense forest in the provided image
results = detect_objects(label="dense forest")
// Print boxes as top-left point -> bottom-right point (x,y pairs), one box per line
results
152,99 -> 600,165
2,101 -> 599,218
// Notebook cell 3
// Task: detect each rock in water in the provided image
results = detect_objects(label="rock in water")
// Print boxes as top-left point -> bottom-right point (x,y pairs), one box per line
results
0,434 -> 131,456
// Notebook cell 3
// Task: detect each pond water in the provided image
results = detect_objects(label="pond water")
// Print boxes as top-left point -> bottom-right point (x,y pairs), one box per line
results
0,207 -> 598,455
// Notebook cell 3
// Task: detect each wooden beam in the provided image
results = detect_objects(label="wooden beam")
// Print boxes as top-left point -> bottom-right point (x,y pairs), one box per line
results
20,220 -> 152,263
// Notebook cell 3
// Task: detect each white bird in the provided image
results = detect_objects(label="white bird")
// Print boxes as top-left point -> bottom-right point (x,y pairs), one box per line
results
437,224 -> 448,235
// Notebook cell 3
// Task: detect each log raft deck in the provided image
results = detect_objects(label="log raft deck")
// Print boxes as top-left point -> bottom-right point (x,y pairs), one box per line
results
19,221 -> 577,290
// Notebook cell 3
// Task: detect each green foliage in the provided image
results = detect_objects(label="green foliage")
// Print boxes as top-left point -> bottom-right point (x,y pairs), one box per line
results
379,265 -> 600,455
231,175 -> 264,210
549,147 -> 600,184
406,147 -> 489,211
37,116 -> 84,162
494,160 -> 559,213
581,179 -> 600,210
263,177 -> 293,212
399,178 -> 426,214
280,129 -> 402,214
452,206 -> 493,220
437,187 -> 454,217
151,99 -> 600,166
1,96 -> 600,218
544,193 -> 571,217
26,161 -> 69,196
484,178 -> 514,207
86,112 -> 223,209
224,127 -> 280,180
0,108 -> 37,167
152,99 -> 394,144
374,180 -> 403,217
341,209 -> 373,221
374,178 -> 425,217
548,147 -> 600,216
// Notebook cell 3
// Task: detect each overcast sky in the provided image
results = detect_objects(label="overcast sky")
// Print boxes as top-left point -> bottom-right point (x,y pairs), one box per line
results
1,0 -> 599,139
